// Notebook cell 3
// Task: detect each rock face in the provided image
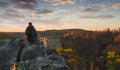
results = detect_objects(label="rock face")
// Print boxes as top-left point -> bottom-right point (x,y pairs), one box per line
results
0,39 -> 11,48
43,37 -> 62,50
0,39 -> 23,70
20,44 -> 47,61
10,54 -> 69,70
0,38 -> 69,70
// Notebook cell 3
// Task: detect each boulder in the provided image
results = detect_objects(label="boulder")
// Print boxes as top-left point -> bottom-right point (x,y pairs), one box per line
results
42,54 -> 69,70
0,39 -> 10,48
0,38 -> 24,70
0,38 -> 69,70
10,54 -> 69,70
20,44 -> 47,61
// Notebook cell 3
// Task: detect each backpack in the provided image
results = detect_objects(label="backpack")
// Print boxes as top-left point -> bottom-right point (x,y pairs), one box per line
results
25,26 -> 37,37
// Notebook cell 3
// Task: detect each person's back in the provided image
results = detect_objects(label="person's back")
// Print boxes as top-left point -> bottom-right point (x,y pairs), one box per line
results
25,22 -> 38,43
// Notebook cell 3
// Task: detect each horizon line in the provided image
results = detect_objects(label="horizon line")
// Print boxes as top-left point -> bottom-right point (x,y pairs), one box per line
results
0,28 -> 119,32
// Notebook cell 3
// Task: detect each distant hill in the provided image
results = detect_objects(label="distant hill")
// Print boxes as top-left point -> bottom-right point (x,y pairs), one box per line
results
38,29 -> 88,37
0,29 -> 88,39
0,33 -> 16,40
0,32 -> 24,40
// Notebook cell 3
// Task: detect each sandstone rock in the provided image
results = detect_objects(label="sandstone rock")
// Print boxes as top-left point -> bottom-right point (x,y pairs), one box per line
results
0,39 -> 10,48
0,39 -> 22,70
42,54 -> 69,70
20,44 -> 47,61
10,55 -> 69,70
0,38 -> 69,70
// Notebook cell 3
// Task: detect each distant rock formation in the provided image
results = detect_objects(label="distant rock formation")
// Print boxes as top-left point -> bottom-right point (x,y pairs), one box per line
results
0,38 -> 69,70
43,37 -> 62,50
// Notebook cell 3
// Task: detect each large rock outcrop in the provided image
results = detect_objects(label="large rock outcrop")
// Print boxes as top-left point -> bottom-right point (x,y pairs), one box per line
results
9,54 -> 69,70
0,38 -> 69,70
0,39 -> 23,70
20,44 -> 47,61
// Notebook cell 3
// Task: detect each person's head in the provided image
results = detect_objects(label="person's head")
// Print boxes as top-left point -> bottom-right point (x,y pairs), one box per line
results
28,22 -> 32,26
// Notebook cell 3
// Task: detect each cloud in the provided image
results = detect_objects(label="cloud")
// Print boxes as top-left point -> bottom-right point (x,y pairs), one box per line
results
9,0 -> 55,16
11,0 -> 38,9
79,0 -> 85,2
70,3 -> 115,15
0,9 -> 24,19
44,0 -> 75,5
112,3 -> 120,9
0,2 -> 9,7
70,6 -> 100,15
35,9 -> 54,14
81,15 -> 115,19
81,7 -> 99,13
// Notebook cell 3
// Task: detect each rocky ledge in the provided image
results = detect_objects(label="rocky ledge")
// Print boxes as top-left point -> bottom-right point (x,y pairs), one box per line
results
0,38 -> 69,70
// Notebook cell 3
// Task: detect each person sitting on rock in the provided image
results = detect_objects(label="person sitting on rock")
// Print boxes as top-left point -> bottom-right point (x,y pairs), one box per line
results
25,22 -> 38,44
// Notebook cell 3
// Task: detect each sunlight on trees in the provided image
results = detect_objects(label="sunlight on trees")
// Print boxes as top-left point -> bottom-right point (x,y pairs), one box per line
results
107,51 -> 115,59
56,48 -> 83,70
100,51 -> 120,70
114,34 -> 120,43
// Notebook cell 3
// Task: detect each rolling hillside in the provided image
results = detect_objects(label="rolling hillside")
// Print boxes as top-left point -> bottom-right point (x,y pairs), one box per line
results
0,29 -> 87,39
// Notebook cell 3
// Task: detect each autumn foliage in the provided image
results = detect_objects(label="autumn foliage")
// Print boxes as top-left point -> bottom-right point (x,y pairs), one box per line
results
60,28 -> 120,70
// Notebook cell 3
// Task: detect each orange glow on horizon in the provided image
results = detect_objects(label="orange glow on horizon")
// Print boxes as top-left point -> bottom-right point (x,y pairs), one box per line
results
0,27 -> 119,32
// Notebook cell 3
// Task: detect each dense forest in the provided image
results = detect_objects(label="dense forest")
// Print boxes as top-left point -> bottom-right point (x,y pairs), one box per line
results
0,32 -> 24,40
59,28 -> 120,70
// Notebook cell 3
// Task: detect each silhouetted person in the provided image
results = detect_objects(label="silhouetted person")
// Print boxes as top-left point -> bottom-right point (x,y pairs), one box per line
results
25,22 -> 38,44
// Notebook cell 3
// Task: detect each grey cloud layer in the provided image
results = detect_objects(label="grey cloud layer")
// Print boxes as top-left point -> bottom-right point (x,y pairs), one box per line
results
81,15 -> 115,19
81,7 -> 99,13
0,2 -> 9,7
12,0 -> 37,4
35,9 -> 54,14
4,9 -> 24,18
0,0 -> 119,22
44,0 -> 75,5
11,0 -> 38,9
0,0 -> 55,19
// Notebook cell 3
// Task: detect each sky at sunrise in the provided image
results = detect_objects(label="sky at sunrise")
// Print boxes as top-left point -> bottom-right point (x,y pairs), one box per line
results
0,0 -> 120,32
